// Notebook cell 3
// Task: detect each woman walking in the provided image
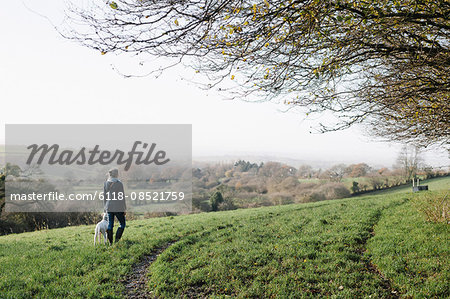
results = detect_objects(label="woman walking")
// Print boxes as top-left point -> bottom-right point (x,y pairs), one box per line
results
103,168 -> 126,244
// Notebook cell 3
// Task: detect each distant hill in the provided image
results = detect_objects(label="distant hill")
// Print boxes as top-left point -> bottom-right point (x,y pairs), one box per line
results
193,154 -> 372,169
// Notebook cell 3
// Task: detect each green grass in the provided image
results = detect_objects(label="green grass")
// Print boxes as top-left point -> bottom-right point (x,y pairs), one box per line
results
0,177 -> 449,298
367,191 -> 449,298
148,197 -> 403,298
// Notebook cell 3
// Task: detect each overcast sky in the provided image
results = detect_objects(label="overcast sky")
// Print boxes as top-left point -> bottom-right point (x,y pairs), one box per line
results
1,1 -> 448,168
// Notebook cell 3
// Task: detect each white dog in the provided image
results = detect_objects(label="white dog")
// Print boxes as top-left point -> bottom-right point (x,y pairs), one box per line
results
94,213 -> 109,245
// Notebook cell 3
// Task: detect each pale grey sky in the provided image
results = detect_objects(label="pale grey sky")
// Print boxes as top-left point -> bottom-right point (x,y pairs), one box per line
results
1,1 -> 448,168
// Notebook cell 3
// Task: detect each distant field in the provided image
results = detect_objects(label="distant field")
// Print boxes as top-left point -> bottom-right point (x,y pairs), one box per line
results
298,175 -> 450,195
359,176 -> 450,196
0,176 -> 448,298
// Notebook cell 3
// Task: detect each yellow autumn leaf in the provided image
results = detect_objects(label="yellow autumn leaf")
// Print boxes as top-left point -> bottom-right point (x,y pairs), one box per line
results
174,19 -> 179,26
231,75 -> 235,80
109,1 -> 118,9
264,0 -> 270,8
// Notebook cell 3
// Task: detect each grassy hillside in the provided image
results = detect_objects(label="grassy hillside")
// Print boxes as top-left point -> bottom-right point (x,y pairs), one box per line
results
0,177 -> 448,298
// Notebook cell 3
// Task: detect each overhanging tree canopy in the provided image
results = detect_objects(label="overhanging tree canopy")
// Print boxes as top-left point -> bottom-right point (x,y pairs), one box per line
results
63,0 -> 450,147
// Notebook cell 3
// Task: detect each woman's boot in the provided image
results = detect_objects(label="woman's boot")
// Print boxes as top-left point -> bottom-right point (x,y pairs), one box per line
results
115,227 -> 124,243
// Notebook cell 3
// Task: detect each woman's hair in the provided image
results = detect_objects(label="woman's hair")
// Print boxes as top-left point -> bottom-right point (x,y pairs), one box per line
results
108,168 -> 119,178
